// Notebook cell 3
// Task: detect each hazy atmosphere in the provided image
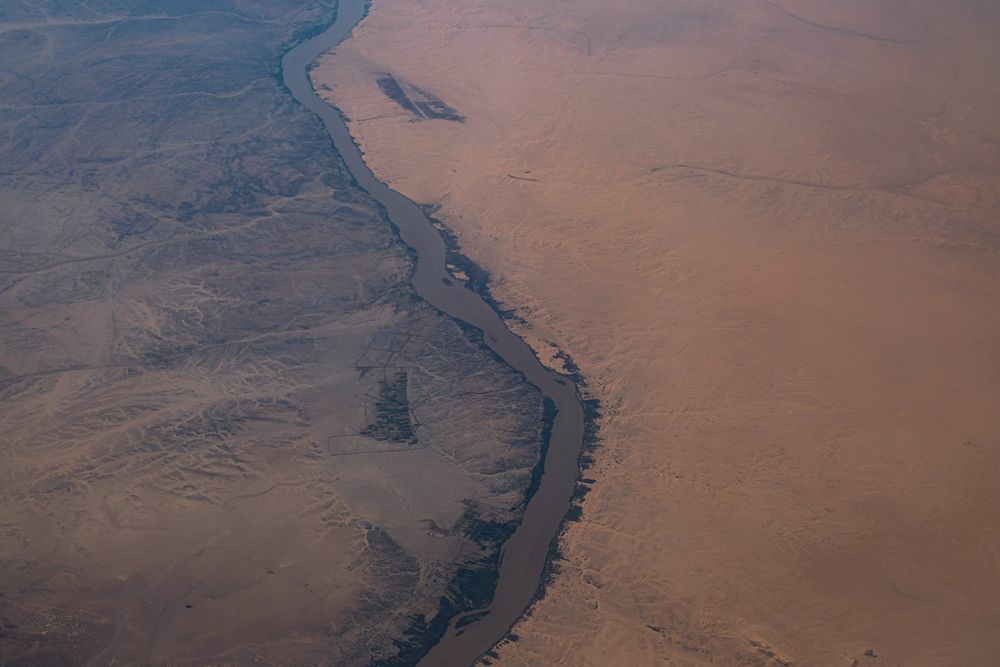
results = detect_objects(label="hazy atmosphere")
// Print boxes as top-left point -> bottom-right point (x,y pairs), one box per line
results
2,0 -> 998,665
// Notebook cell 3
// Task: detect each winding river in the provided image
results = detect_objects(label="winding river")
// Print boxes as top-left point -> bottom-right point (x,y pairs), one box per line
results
281,1 -> 586,665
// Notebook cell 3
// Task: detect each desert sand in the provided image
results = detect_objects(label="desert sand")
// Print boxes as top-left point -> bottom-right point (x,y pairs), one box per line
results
314,1 -> 1000,664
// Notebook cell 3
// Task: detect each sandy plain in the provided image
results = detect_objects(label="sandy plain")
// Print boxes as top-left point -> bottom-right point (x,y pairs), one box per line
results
314,0 -> 1000,664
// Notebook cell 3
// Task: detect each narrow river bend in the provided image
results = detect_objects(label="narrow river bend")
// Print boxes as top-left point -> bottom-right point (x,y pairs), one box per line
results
281,1 -> 586,665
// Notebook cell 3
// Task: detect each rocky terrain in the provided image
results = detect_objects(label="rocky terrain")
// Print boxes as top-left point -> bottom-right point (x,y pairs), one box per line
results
0,0 -> 548,664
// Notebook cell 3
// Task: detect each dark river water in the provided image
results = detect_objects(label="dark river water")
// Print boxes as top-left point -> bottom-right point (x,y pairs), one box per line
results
281,1 -> 586,664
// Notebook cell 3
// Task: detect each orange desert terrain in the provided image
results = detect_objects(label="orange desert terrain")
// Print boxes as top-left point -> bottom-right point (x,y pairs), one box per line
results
314,0 -> 1000,664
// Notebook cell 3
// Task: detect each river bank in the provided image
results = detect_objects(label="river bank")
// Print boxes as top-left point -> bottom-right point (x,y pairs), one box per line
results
310,0 -> 1000,665
282,1 -> 593,664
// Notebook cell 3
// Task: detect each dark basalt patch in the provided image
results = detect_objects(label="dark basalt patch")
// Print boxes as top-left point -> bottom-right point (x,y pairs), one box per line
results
376,74 -> 465,122
411,85 -> 465,122
377,74 -> 422,117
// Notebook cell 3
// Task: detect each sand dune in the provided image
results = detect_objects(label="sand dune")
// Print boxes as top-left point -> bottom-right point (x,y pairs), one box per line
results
314,1 -> 1000,664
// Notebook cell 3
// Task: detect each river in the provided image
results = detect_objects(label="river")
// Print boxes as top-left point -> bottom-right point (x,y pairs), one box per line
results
281,1 -> 586,665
